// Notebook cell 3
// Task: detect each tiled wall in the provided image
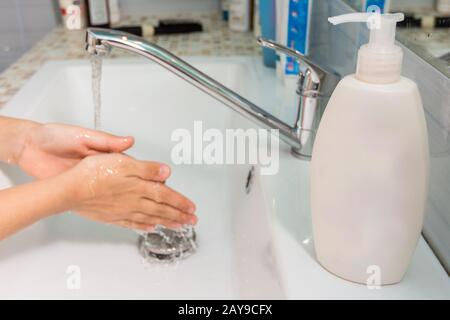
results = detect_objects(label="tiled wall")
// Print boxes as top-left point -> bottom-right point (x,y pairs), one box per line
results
309,0 -> 450,273
0,0 -> 57,72
390,0 -> 435,10
0,0 -> 220,72
345,0 -> 435,11
118,0 -> 220,16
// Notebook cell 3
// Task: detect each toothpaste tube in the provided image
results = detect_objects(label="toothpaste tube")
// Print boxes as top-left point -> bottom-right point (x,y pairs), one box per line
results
276,0 -> 312,87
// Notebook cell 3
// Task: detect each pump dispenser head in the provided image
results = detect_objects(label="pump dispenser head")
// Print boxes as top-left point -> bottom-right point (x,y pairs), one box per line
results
329,12 -> 405,84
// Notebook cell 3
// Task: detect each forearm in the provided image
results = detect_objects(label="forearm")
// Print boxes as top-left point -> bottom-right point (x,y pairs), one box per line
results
0,172 -> 74,240
0,116 -> 39,164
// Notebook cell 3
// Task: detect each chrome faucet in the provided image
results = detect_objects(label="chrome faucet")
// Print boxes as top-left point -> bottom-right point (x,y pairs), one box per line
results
85,28 -> 340,159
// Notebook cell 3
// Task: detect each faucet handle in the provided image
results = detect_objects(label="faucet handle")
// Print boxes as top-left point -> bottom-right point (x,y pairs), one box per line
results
257,37 -> 339,96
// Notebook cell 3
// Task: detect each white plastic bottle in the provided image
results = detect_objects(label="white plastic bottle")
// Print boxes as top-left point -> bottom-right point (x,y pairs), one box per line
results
229,0 -> 251,32
310,13 -> 429,285
58,0 -> 87,30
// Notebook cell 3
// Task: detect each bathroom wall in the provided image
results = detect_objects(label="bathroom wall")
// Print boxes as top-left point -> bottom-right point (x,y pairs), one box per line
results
0,0 -> 220,72
345,0 -> 435,11
390,0 -> 435,10
118,0 -> 220,16
0,0 -> 58,72
309,0 -> 450,273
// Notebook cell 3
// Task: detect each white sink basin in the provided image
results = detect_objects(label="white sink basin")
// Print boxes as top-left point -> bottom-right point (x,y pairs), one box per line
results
0,57 -> 448,299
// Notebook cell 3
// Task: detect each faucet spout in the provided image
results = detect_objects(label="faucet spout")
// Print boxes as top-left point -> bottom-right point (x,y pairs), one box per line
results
85,28 -> 340,159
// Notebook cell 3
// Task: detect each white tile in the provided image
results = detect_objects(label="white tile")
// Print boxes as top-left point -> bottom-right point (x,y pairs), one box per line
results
0,7 -> 21,33
0,56 -> 20,72
0,35 -> 26,53
20,5 -> 57,32
0,0 -> 16,8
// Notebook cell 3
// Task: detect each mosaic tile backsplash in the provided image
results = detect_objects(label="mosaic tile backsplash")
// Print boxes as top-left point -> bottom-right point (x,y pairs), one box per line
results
0,13 -> 260,108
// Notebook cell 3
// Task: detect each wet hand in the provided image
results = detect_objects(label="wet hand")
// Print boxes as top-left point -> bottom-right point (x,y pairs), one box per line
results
65,153 -> 197,231
16,123 -> 134,179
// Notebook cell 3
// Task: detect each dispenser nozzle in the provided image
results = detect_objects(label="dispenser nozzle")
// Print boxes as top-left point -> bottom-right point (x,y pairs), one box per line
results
329,13 -> 404,48
328,12 -> 404,25
328,12 -> 405,84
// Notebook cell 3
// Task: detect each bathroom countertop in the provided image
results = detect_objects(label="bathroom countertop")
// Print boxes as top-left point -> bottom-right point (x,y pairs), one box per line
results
0,13 -> 260,109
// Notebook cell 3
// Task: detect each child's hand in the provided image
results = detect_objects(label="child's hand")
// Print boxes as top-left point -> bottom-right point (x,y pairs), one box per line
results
15,123 -> 134,179
64,153 -> 197,231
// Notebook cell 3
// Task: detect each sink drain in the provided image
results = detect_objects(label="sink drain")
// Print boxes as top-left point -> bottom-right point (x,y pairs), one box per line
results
138,225 -> 197,261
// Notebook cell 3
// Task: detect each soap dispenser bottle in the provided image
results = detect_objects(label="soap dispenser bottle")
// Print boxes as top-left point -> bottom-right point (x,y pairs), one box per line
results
310,13 -> 429,285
